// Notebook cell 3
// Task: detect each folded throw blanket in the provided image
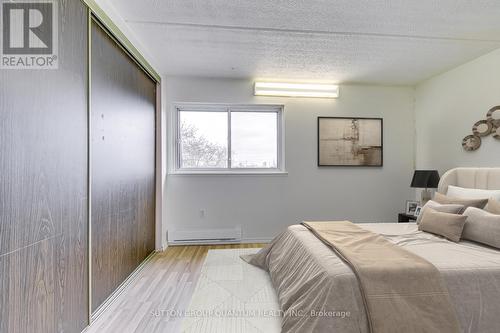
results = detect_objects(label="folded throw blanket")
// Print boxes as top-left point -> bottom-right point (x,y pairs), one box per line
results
302,221 -> 459,333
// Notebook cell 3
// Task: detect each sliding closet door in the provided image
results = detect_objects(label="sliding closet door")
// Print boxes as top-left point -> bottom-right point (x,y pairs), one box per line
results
90,20 -> 156,312
0,1 -> 88,332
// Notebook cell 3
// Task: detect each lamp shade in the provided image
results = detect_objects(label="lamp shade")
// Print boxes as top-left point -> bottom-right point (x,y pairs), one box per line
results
410,170 -> 440,188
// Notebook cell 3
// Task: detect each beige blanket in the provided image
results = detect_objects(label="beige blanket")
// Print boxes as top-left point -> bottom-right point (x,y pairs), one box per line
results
244,222 -> 462,333
302,221 -> 459,333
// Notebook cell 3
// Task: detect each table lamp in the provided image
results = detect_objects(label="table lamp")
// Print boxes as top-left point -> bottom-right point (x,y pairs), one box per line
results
411,170 -> 440,204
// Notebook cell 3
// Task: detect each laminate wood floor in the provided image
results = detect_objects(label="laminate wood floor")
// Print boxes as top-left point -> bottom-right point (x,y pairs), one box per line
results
85,244 -> 266,333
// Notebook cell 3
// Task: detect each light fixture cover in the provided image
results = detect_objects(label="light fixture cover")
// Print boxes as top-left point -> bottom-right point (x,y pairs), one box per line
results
254,82 -> 339,98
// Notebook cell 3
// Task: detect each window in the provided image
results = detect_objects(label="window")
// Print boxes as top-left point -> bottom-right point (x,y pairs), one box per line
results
173,104 -> 284,173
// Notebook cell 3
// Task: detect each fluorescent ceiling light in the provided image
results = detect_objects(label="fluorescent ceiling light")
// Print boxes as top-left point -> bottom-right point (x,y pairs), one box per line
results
254,82 -> 339,98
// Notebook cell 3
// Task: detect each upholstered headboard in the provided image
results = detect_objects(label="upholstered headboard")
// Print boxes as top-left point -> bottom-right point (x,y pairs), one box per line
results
437,168 -> 500,194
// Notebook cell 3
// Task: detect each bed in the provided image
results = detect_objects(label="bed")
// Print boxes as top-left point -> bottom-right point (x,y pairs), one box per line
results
246,168 -> 500,333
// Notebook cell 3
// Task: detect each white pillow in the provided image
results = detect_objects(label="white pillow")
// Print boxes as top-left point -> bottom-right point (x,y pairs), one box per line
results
446,185 -> 500,201
462,207 -> 500,248
415,200 -> 464,224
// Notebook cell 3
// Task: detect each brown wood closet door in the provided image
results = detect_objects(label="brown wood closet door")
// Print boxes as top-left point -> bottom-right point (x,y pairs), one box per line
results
0,1 -> 88,332
90,20 -> 156,312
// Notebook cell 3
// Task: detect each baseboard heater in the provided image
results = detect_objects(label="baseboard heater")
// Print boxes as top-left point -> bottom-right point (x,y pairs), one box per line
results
169,227 -> 242,244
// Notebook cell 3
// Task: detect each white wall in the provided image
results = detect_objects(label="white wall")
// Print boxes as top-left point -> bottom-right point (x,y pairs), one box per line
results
163,77 -> 415,242
415,48 -> 500,173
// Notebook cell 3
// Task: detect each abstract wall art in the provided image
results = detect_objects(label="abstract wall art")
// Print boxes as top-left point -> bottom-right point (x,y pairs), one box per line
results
318,117 -> 383,166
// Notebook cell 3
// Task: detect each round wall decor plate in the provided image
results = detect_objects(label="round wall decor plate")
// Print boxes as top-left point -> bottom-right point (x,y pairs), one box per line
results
486,106 -> 500,127
493,126 -> 500,140
462,135 -> 481,151
472,120 -> 493,137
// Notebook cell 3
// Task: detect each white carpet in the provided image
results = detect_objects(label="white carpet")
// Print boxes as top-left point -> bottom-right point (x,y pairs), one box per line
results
181,248 -> 282,333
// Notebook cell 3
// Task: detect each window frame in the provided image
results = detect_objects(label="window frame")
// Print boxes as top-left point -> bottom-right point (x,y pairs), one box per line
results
170,103 -> 286,175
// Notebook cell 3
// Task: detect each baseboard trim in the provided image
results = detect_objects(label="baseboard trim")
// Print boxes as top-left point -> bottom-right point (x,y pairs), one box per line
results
241,237 -> 273,244
168,227 -> 242,243
88,250 -> 156,325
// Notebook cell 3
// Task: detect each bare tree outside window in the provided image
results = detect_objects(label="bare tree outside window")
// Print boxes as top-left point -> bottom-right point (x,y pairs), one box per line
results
180,121 -> 227,168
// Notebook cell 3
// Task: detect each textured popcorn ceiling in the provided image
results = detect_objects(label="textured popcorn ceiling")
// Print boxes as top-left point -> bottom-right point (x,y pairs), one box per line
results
106,0 -> 500,85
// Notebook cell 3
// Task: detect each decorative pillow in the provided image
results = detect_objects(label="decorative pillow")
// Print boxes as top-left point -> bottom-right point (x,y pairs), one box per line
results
447,185 -> 500,201
415,200 -> 464,224
433,192 -> 488,209
462,207 -> 500,249
486,198 -> 500,215
418,208 -> 467,242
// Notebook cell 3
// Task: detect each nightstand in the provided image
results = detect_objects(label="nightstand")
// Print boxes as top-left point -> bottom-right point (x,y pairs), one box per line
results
398,213 -> 417,223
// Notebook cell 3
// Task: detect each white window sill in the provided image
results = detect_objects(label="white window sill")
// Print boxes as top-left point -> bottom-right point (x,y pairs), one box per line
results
169,170 -> 288,176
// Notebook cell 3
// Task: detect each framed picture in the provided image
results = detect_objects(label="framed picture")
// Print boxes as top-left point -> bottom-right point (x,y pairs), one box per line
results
414,206 -> 423,217
318,117 -> 383,166
405,200 -> 419,215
